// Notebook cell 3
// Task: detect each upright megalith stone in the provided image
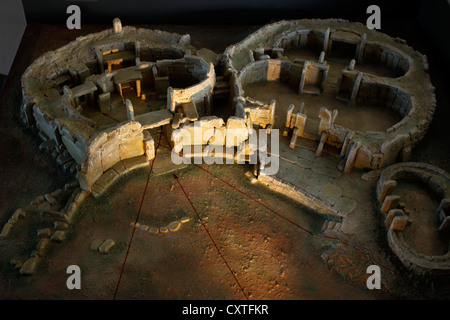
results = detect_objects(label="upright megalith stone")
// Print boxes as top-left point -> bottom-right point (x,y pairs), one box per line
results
0,223 -> 13,239
390,216 -> 409,231
113,18 -> 122,34
20,257 -> 39,275
381,195 -> 401,214
378,179 -> 397,202
385,209 -> 404,227
125,99 -> 135,121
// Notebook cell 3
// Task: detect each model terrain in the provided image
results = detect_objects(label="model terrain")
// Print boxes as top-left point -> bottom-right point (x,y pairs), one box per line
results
0,18 -> 449,299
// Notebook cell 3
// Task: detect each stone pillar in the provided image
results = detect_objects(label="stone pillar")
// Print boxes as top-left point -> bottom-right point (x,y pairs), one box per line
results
318,51 -> 325,64
385,209 -> 404,227
381,195 -> 400,214
294,112 -> 307,137
285,104 -> 295,129
125,99 -> 135,121
289,127 -> 299,149
113,18 -> 122,34
378,180 -> 397,202
340,131 -> 354,158
135,80 -> 141,98
316,131 -> 328,157
167,87 -> 175,112
350,72 -> 363,107
348,59 -> 356,71
390,216 -> 409,231
323,28 -> 331,54
298,61 -> 309,94
318,107 -> 332,134
357,33 -> 367,62
344,141 -> 360,173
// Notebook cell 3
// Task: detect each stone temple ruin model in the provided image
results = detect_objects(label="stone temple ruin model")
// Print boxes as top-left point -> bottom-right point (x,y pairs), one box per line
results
1,18 -> 449,298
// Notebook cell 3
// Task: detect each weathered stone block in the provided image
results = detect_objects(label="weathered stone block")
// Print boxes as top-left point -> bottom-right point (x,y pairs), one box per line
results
90,239 -> 103,251
385,209 -> 404,227
0,222 -> 13,239
99,239 -> 115,254
390,216 -> 409,231
208,127 -> 226,146
439,216 -> 450,232
20,257 -> 39,275
97,92 -> 111,113
226,117 -> 248,147
119,135 -> 144,160
101,139 -> 120,172
381,195 -> 401,214
50,230 -> 65,242
143,130 -> 155,161
378,180 -> 397,202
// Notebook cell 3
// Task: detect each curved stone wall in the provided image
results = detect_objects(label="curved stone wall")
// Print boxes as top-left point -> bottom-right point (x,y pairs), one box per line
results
224,19 -> 436,172
19,22 -> 218,192
376,163 -> 450,275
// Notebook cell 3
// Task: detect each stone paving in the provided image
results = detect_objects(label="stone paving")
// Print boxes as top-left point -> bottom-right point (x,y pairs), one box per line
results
261,134 -> 378,239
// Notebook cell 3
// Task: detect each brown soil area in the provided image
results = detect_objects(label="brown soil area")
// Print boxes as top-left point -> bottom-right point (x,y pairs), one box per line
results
0,164 -> 392,300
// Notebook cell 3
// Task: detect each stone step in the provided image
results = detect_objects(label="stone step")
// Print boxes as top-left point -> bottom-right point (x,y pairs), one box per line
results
322,219 -> 342,233
215,81 -> 230,89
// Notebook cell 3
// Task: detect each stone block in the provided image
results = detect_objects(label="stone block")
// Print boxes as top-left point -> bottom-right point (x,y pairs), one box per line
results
122,155 -> 149,172
50,230 -> 65,242
378,180 -> 397,202
87,132 -> 108,156
96,169 -> 119,190
101,139 -> 120,172
37,228 -> 52,238
90,239 -> 103,251
208,127 -> 226,146
168,221 -> 181,232
143,130 -> 155,161
381,195 -> 401,214
0,222 -> 13,239
119,135 -> 144,160
97,92 -> 111,113
385,209 -> 404,227
380,134 -> 408,167
226,117 -> 248,147
390,216 -> 409,231
36,238 -> 50,252
99,239 -> 115,254
439,216 -> 450,232
20,257 -> 39,275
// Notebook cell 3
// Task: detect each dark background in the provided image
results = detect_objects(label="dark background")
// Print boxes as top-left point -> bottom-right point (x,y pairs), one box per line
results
1,0 -> 449,110
22,0 -> 422,25
5,0 -> 450,76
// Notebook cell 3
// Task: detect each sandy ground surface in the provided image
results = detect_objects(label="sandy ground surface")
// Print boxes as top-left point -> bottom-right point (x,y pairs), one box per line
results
0,161 -> 409,300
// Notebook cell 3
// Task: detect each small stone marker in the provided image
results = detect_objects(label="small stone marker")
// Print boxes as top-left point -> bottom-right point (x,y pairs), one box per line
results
50,230 -> 65,242
90,239 -> 104,251
37,228 -> 52,238
180,216 -> 191,223
99,239 -> 115,254
159,227 -> 169,234
168,221 -> 181,232
390,216 -> 409,231
20,257 -> 39,275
